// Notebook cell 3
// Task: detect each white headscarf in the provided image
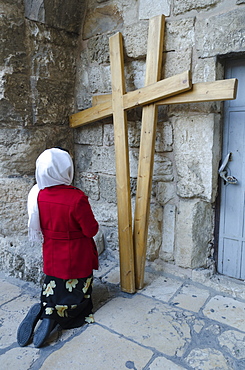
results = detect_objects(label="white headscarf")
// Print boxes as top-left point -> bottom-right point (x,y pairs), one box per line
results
27,148 -> 74,243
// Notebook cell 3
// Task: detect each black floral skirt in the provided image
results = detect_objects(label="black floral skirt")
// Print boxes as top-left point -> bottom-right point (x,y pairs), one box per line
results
40,274 -> 94,329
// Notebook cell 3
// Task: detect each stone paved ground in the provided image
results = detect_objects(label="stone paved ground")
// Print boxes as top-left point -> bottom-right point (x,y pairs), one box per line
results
1,259 -> 245,370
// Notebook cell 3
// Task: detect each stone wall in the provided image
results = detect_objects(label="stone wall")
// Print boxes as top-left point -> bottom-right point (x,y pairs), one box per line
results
0,0 -> 245,284
74,0 -> 245,273
0,0 -> 85,282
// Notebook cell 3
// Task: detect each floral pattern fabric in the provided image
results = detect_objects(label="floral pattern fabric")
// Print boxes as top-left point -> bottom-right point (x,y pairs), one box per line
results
40,274 -> 94,329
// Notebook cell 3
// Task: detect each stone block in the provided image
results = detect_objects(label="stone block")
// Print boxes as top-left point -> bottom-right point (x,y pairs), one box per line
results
219,330 -> 245,360
139,0 -> 171,19
156,181 -> 176,205
146,203 -> 163,261
163,49 -> 192,79
0,236 -> 43,283
83,3 -> 123,39
173,0 -> 219,15
116,0 -> 139,26
149,357 -> 185,370
99,174 -> 117,203
192,57 -> 216,83
75,144 -> 116,175
175,199 -> 214,269
95,294 -> 191,357
186,348 -> 231,370
75,171 -> 100,201
122,21 -> 149,58
87,34 -> 110,64
74,122 -> 103,146
171,283 -> 210,312
155,121 -> 173,152
153,154 -> 173,181
125,60 -> 146,91
203,295 -> 245,332
25,0 -> 85,33
142,275 -> 182,302
165,18 -> 195,52
173,114 -> 217,201
0,127 -> 73,176
159,204 -> 176,261
40,324 -> 153,370
196,9 -> 245,58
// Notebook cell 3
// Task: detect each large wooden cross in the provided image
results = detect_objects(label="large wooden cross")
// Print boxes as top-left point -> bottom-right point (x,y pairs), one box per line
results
69,15 -> 237,293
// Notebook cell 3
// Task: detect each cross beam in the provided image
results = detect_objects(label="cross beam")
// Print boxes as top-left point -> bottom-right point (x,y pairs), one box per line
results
69,70 -> 192,128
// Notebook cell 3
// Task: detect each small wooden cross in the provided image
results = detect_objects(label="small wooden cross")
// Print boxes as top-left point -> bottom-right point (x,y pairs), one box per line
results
70,15 -> 237,293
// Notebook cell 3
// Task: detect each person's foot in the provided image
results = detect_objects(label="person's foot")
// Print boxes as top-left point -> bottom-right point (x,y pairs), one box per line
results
33,318 -> 57,348
17,303 -> 42,347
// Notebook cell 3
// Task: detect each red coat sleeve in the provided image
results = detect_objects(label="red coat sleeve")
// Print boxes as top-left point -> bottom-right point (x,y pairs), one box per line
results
75,194 -> 99,238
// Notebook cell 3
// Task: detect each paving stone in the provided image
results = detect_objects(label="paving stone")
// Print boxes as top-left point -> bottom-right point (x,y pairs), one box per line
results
141,275 -> 182,302
0,295 -> 38,349
95,294 -> 191,356
0,280 -> 21,305
218,330 -> 245,360
1,347 -> 39,370
40,324 -> 153,370
203,295 -> 245,332
185,347 -> 232,370
149,356 -> 186,369
171,283 -> 210,312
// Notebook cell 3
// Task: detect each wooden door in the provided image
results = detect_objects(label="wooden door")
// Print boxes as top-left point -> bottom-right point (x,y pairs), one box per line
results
218,58 -> 245,279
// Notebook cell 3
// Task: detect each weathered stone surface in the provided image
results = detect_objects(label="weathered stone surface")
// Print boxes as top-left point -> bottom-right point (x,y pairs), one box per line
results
83,3 -> 123,39
139,0 -> 171,19
1,347 -> 39,368
87,34 -> 110,64
0,279 -> 21,305
171,283 -> 210,312
185,348 -> 232,370
153,154 -> 173,181
146,203 -> 163,261
75,171 -> 100,201
122,21 -> 149,58
175,199 -> 213,269
219,330 -> 245,360
149,357 -> 186,369
203,295 -> 245,332
95,294 -> 191,356
165,18 -> 195,51
125,60 -> 146,91
0,127 -> 73,176
173,114 -> 219,201
192,57 -> 216,83
159,204 -> 176,261
40,324 -> 153,370
0,236 -> 43,283
156,182 -> 176,205
174,0 -> 219,15
163,49 -> 192,79
196,9 -> 245,58
0,294 -> 39,349
74,122 -> 103,145
142,275 -> 182,302
24,0 -> 86,33
99,174 -> 117,203
155,121 -> 173,152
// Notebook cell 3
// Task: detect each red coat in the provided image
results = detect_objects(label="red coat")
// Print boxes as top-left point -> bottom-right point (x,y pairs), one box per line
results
37,185 -> 99,279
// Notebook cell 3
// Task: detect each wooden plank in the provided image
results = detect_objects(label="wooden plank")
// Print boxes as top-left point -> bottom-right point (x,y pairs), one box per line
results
91,78 -> 238,108
109,32 -> 135,293
134,15 -> 165,289
69,70 -> 192,128
155,78 -> 238,105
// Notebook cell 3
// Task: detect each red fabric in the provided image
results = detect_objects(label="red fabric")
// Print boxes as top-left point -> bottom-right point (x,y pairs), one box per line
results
37,185 -> 99,279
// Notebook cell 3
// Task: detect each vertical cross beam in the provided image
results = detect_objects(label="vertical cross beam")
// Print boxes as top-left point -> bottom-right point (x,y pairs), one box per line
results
109,33 -> 135,293
134,15 -> 165,289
